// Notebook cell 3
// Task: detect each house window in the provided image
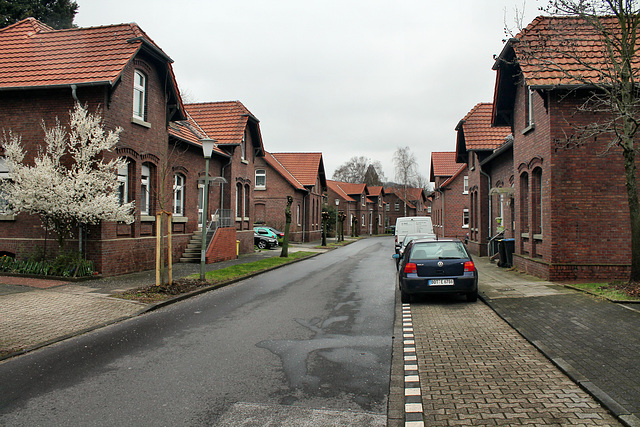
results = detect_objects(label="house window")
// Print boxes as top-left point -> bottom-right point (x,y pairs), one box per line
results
463,176 -> 469,194
386,203 -> 390,212
362,214 -> 365,226
236,183 -> 242,219
463,209 -> 469,228
378,197 -> 382,207
0,157 -> 11,213
361,194 -> 366,207
255,169 -> 266,189
297,205 -> 301,226
244,184 -> 250,219
394,202 -> 399,211
520,172 -> 529,234
133,70 -> 147,120
241,133 -> 247,162
173,173 -> 185,216
532,168 -> 542,235
140,164 -> 150,215
525,86 -> 535,130
117,163 -> 129,206
198,182 -> 205,226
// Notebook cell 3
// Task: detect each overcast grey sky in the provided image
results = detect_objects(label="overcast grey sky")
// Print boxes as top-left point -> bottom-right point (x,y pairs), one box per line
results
75,0 -> 542,183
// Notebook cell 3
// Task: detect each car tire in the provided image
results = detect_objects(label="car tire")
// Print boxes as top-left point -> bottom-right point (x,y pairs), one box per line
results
257,240 -> 267,249
466,290 -> 478,302
400,288 -> 411,303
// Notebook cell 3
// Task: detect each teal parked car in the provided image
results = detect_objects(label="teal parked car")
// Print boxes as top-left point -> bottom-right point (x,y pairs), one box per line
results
253,226 -> 284,245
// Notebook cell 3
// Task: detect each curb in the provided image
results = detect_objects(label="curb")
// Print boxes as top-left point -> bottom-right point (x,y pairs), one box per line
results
479,292 -> 640,427
0,251 -> 322,362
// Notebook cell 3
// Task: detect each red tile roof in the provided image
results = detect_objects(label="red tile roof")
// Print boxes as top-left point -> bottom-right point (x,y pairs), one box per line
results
168,113 -> 229,158
269,152 -> 324,187
184,101 -> 260,146
327,180 -> 356,202
430,152 -> 464,178
499,15 -> 639,87
456,103 -> 511,151
0,18 -> 170,89
263,152 -> 306,191
384,188 -> 417,209
368,186 -> 384,197
335,182 -> 367,195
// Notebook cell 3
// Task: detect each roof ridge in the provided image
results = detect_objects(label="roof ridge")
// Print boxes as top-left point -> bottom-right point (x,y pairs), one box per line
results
266,152 -> 305,189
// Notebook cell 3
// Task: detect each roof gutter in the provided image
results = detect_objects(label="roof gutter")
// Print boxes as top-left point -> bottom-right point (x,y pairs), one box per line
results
0,81 -> 112,92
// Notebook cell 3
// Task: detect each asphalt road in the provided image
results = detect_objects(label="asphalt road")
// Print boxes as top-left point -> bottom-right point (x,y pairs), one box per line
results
0,238 -> 396,426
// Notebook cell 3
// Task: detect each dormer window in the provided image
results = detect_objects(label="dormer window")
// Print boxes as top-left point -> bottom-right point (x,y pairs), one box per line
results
133,70 -> 147,121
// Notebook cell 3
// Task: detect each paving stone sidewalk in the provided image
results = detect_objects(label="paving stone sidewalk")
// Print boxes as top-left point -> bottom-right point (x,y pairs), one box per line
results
410,299 -> 619,426
476,259 -> 640,426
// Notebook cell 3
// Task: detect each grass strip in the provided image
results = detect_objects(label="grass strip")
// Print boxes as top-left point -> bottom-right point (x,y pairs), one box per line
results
567,282 -> 640,302
199,251 -> 316,282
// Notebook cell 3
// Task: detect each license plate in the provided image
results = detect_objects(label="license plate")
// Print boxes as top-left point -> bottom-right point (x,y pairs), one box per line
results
429,279 -> 454,286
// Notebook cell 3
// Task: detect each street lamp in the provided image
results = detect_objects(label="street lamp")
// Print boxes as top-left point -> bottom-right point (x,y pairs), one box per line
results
200,138 -> 217,280
335,198 -> 339,243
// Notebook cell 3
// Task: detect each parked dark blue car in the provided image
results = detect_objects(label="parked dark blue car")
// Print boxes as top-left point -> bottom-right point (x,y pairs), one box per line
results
394,238 -> 478,303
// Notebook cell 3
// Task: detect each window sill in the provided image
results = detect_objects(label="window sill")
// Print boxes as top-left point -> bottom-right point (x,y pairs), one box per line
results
172,216 -> 188,223
522,123 -> 535,135
533,234 -> 543,241
141,215 -> 155,222
0,214 -> 16,221
255,187 -> 266,191
241,159 -> 249,165
521,232 -> 529,238
131,117 -> 151,128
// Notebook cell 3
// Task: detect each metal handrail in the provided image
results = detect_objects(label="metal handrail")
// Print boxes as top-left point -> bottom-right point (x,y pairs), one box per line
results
487,230 -> 505,257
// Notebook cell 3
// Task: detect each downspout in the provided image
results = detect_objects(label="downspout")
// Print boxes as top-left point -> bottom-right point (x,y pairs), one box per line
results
480,168 -> 492,255
71,84 -> 79,102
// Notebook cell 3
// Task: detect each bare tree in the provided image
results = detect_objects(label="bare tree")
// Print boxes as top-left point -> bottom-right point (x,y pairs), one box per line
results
333,156 -> 386,184
393,146 -> 418,216
506,0 -> 640,282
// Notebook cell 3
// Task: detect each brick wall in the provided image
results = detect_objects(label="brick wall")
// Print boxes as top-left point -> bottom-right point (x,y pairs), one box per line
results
207,227 -> 237,263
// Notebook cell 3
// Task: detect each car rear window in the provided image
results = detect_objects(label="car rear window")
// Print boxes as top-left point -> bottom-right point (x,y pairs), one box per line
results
410,241 -> 467,260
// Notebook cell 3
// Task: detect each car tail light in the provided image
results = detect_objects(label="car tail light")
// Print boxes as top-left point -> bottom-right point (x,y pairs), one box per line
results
404,263 -> 417,274
464,261 -> 475,272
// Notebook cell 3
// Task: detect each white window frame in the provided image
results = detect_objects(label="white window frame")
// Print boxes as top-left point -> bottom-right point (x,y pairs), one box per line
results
235,183 -> 242,220
361,194 -> 366,207
173,173 -> 185,216
394,202 -> 399,211
463,176 -> 469,194
463,209 -> 469,228
297,205 -> 301,226
117,164 -> 129,206
241,133 -> 247,162
385,203 -> 390,212
141,165 -> 150,215
0,157 -> 11,214
197,182 -> 205,227
255,169 -> 266,189
133,70 -> 146,120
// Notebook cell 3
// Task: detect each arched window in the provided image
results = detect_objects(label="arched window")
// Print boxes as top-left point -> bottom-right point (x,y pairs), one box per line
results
173,173 -> 185,216
117,162 -> 130,206
244,184 -> 250,219
532,168 -> 542,235
520,172 -> 529,234
236,183 -> 242,219
141,164 -> 151,215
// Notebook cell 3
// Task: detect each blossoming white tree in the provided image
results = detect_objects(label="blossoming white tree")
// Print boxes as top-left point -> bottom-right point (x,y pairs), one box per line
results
0,103 -> 134,250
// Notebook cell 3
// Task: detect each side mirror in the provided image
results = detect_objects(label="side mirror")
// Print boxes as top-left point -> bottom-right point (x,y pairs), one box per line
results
392,253 -> 400,259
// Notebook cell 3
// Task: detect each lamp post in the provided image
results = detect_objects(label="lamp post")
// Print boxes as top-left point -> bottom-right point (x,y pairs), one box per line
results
335,198 -> 339,243
200,138 -> 217,280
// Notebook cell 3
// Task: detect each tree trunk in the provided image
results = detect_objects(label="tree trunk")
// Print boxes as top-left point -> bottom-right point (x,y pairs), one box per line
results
280,196 -> 293,258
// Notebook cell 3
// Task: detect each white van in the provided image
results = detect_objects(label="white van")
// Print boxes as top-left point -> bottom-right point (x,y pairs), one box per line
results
394,216 -> 435,252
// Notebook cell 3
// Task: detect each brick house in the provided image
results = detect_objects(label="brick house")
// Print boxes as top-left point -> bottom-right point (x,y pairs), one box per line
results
367,186 -> 386,235
491,15 -> 638,280
0,18 -> 200,276
326,181 -> 371,236
383,187 -> 429,229
430,152 -> 468,240
183,101 -> 265,253
253,152 -> 326,242
455,103 -> 512,256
